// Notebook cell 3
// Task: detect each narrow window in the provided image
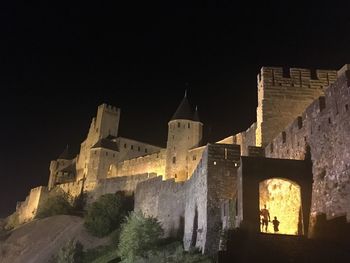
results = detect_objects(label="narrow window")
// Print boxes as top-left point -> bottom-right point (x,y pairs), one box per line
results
138,146 -> 140,151
113,153 -> 115,157
124,143 -> 127,148
172,156 -> 176,164
178,122 -> 180,128
172,135 -> 175,139
328,117 -> 331,124
193,155 -> 196,161
174,174 -> 177,179
346,104 -> 349,112
106,152 -> 108,156
282,131 -> 286,143
188,123 -> 190,128
270,143 -> 274,153
224,148 -> 228,159
145,148 -> 148,153
131,145 -> 134,150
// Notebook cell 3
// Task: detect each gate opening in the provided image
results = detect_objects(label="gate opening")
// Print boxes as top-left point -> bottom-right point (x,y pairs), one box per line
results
259,178 -> 302,235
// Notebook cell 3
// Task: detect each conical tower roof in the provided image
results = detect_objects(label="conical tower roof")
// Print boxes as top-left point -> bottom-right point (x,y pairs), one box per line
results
171,91 -> 194,121
58,145 -> 73,160
193,105 -> 201,122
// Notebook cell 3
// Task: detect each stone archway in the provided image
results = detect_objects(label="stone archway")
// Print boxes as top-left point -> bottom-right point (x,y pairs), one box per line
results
259,178 -> 302,235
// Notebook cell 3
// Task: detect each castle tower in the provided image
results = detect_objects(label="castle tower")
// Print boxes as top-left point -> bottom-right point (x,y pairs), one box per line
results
76,103 -> 120,181
255,67 -> 337,147
165,92 -> 203,181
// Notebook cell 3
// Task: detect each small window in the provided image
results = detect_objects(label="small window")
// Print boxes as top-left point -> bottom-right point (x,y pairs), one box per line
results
270,143 -> 274,153
113,153 -> 115,157
328,117 -> 331,124
346,104 -> 349,112
224,148 -> 228,159
174,174 -> 177,179
188,123 -> 190,128
177,122 -> 180,128
95,151 -> 97,155
124,143 -> 127,148
193,155 -> 196,161
172,156 -> 176,164
106,152 -> 108,156
131,145 -> 134,150
138,146 -> 140,151
145,148 -> 148,153
282,131 -> 286,143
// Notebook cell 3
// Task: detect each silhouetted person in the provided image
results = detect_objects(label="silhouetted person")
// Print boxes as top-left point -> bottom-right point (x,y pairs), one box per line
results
272,216 -> 280,233
260,205 -> 270,232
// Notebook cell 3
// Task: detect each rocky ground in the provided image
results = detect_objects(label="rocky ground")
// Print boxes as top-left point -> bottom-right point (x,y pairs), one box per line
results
0,215 -> 109,263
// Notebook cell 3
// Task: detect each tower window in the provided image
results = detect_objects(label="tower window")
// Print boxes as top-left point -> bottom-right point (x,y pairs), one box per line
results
282,131 -> 286,143
178,122 -> 180,128
145,148 -> 148,153
174,174 -> 177,179
188,123 -> 190,128
124,143 -> 127,148
113,153 -> 115,157
106,152 -> 108,156
193,155 -> 196,161
138,146 -> 140,151
346,104 -> 349,111
172,156 -> 176,164
131,145 -> 134,150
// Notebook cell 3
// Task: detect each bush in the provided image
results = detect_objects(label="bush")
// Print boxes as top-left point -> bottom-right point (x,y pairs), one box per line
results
36,192 -> 73,219
56,239 -> 83,263
84,193 -> 129,237
129,241 -> 212,263
118,212 -> 164,263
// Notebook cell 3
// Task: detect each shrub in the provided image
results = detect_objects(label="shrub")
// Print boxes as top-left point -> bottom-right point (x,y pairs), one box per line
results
118,212 -> 164,263
132,242 -> 212,263
56,239 -> 83,263
36,192 -> 73,218
84,193 -> 129,237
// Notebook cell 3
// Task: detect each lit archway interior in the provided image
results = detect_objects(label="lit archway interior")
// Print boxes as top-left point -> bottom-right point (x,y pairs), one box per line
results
259,178 -> 302,235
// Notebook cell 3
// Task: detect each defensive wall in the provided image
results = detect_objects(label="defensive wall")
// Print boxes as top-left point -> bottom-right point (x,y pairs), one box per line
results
265,64 -> 350,226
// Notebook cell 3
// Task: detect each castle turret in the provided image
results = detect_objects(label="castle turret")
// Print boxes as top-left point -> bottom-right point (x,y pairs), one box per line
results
165,92 -> 203,181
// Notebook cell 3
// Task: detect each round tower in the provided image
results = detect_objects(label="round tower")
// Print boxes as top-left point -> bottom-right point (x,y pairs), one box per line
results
165,92 -> 203,181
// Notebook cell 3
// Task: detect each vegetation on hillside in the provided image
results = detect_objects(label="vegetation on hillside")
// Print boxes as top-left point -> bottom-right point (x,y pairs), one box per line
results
36,191 -> 74,219
84,193 -> 132,237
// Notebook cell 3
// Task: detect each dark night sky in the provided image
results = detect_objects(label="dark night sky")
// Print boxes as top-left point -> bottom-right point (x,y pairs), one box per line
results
1,1 -> 350,217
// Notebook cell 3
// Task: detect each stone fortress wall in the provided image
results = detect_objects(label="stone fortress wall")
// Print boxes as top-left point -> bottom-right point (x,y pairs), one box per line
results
12,64 -> 350,255
265,64 -> 350,222
255,66 -> 337,147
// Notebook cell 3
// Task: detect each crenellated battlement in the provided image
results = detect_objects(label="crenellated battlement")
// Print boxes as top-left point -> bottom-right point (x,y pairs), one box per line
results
98,103 -> 119,114
258,67 -> 337,89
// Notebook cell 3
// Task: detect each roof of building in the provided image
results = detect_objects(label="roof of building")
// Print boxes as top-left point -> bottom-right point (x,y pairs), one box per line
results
193,106 -> 200,122
58,146 -> 74,160
91,138 -> 119,151
171,92 -> 201,122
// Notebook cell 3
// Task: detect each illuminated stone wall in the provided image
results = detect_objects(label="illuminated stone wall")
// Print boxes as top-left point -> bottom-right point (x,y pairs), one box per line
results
265,64 -> 350,225
16,186 -> 49,224
165,120 -> 203,181
110,149 -> 166,178
256,67 -> 337,147
76,104 -> 121,182
235,122 -> 257,156
184,144 -> 240,254
187,146 -> 205,178
134,176 -> 186,237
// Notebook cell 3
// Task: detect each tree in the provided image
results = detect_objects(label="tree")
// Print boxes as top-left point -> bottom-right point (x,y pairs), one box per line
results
84,193 -> 128,237
36,192 -> 73,218
56,239 -> 83,263
118,212 -> 164,263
